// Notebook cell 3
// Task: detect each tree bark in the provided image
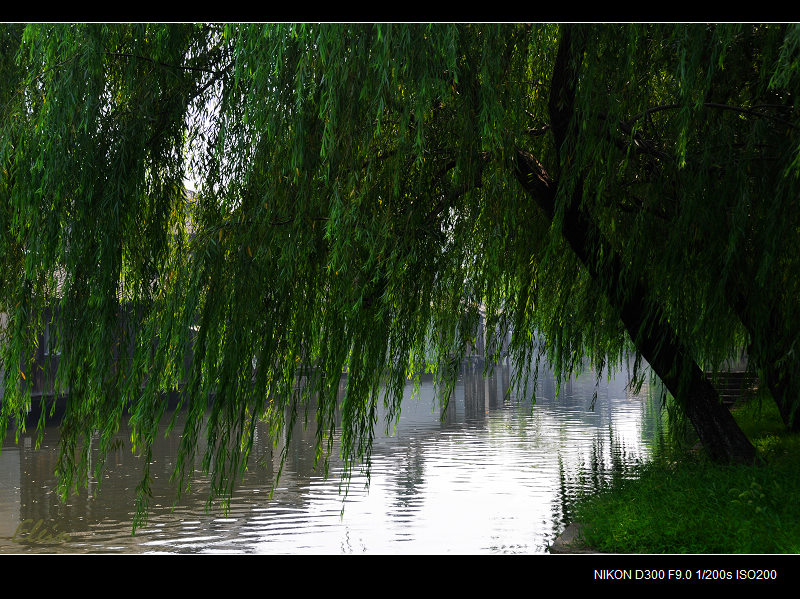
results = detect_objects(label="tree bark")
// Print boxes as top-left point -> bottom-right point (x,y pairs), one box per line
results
744,313 -> 800,432
513,150 -> 757,464
609,102 -> 800,433
512,25 -> 757,464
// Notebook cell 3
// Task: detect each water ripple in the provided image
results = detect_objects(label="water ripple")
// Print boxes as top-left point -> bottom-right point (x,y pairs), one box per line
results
0,364 -> 659,554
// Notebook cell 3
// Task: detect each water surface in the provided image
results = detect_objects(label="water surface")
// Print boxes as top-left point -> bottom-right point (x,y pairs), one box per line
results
0,361 -> 660,554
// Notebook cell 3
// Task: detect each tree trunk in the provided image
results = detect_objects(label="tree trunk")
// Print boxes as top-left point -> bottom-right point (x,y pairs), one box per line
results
514,25 -> 758,464
514,148 -> 757,465
728,290 -> 800,432
764,366 -> 800,432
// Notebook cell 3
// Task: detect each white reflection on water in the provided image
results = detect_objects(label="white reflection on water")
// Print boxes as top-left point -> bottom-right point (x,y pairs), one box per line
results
0,361 -> 659,554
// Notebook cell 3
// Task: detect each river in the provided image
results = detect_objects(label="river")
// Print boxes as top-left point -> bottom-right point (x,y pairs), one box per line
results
0,360 -> 661,554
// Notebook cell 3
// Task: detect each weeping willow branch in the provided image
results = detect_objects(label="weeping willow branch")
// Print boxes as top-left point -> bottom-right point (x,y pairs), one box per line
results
513,147 -> 757,464
517,24 -> 757,464
105,52 -> 218,75
622,101 -> 798,132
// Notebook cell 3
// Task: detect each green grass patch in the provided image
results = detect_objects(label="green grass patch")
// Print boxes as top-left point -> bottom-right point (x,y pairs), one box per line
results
572,399 -> 800,553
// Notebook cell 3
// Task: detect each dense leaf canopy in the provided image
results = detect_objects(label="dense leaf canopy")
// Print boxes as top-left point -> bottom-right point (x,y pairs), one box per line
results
1,23 -> 798,527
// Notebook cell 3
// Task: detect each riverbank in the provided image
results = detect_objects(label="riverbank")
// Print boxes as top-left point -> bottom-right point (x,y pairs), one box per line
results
560,398 -> 800,553
549,523 -> 601,553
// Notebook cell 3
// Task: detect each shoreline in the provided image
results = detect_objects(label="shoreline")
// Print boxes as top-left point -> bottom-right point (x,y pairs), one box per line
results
549,523 -> 603,554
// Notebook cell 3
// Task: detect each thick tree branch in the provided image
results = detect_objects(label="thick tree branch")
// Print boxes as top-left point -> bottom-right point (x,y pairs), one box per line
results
424,151 -> 492,223
514,26 -> 757,464
514,147 -> 757,464
622,101 -> 797,132
105,52 -> 218,75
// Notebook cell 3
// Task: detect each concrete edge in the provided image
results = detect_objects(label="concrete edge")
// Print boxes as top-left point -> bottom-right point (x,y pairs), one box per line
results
549,523 -> 604,554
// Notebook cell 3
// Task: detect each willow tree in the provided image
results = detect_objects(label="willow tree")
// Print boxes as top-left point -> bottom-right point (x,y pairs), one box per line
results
1,23 -> 799,527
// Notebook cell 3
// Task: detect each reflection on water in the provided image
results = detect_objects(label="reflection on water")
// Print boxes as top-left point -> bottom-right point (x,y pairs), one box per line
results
0,361 -> 660,554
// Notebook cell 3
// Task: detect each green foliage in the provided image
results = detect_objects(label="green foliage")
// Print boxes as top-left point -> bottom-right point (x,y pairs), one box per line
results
0,23 -> 798,529
574,401 -> 800,553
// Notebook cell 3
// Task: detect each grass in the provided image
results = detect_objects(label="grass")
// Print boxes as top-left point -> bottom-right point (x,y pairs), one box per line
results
572,398 -> 800,553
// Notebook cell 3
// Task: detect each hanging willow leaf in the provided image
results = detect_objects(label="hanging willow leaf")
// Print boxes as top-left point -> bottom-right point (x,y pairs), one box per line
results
0,23 -> 798,531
